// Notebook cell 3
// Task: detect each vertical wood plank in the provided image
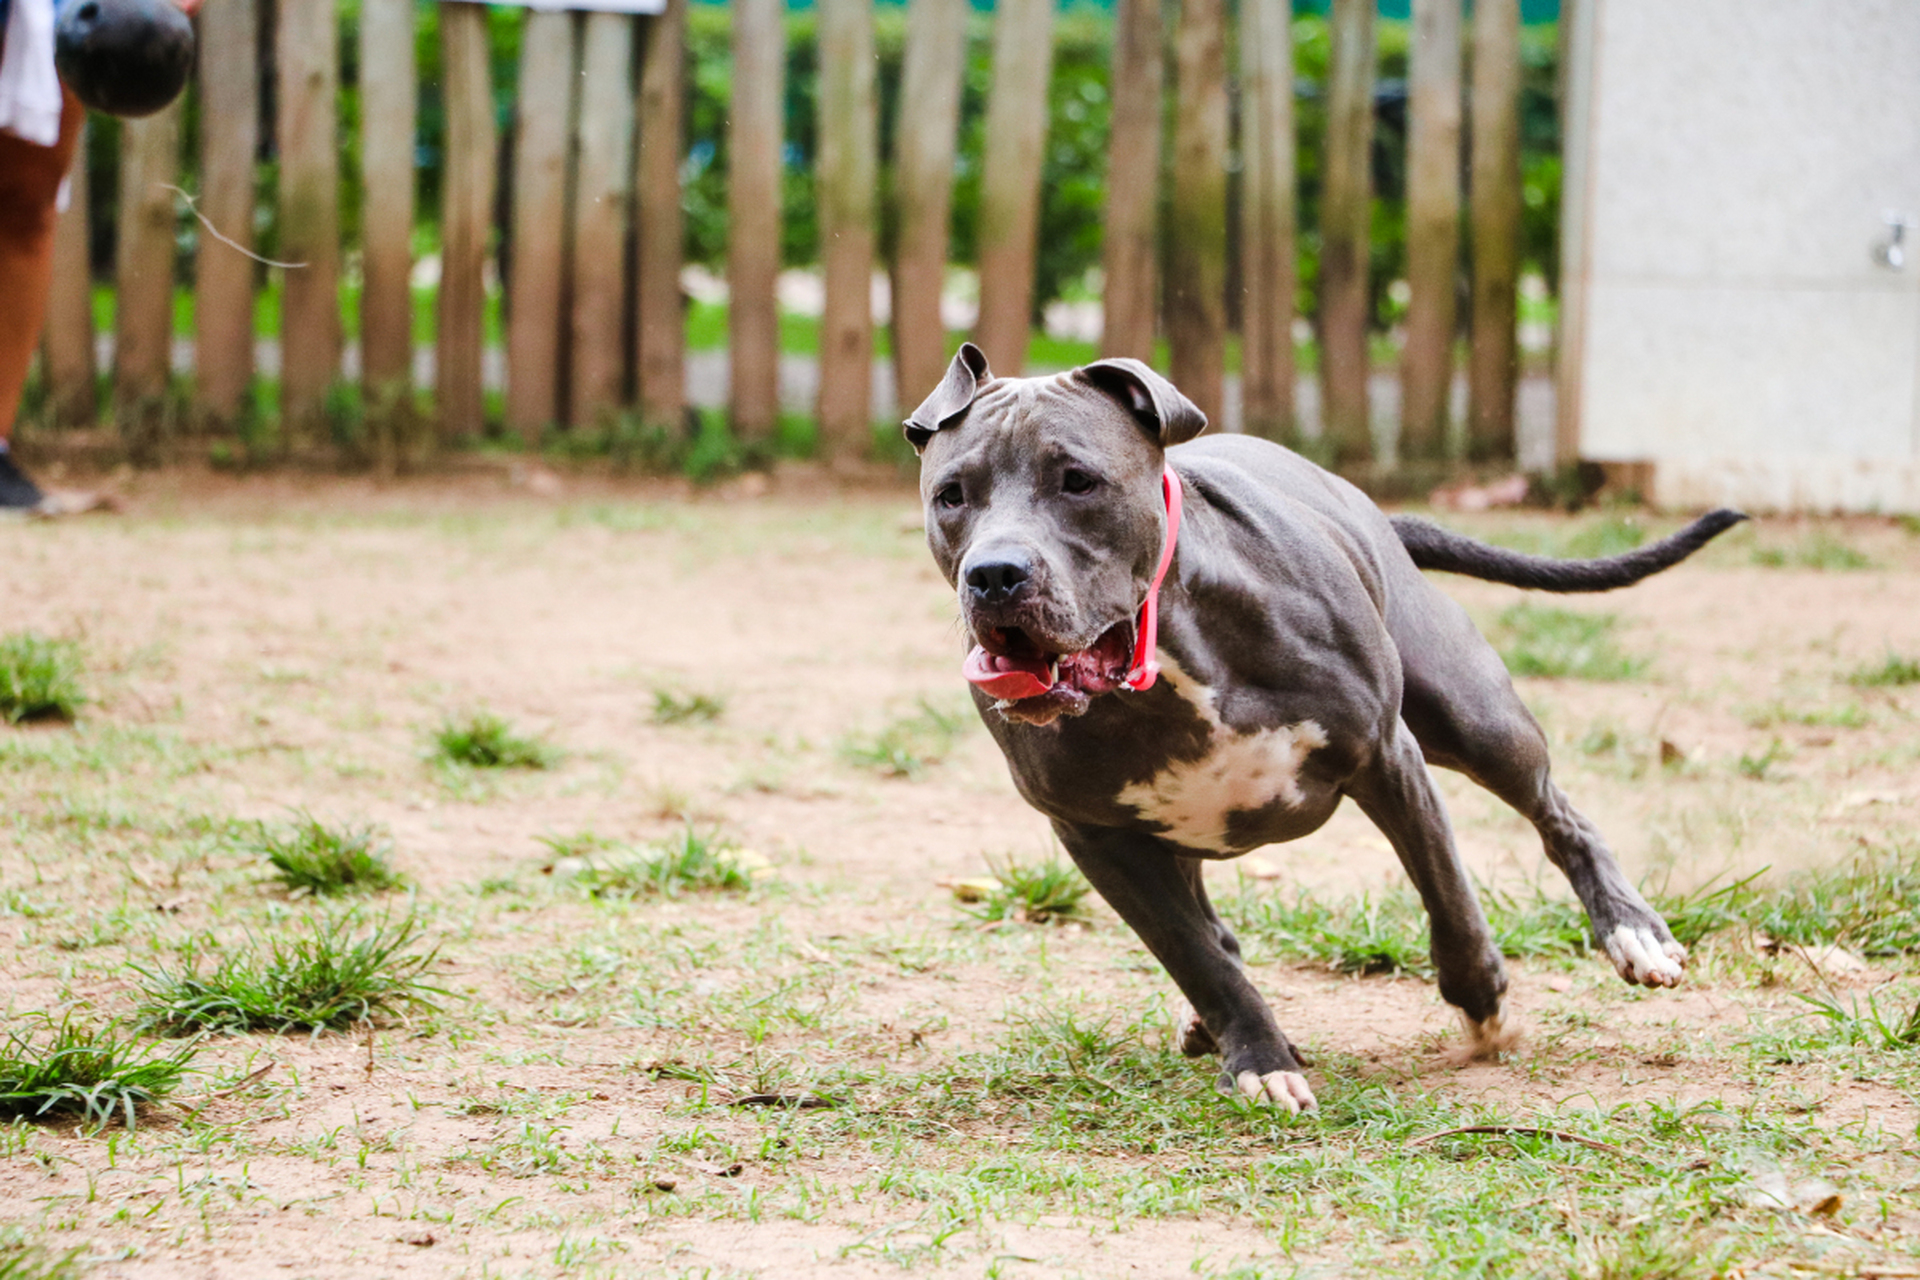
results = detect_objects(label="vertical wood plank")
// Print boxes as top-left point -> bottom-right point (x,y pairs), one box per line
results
1238,0 -> 1295,441
570,10 -> 634,426
1167,0 -> 1227,427
504,11 -> 571,443
727,0 -> 782,439
1400,0 -> 1462,462
437,1 -> 497,441
360,0 -> 418,400
44,121 -> 95,428
1554,0 -> 1591,468
276,0 -> 342,445
114,102 -> 182,414
194,0 -> 258,428
890,0 -> 966,408
634,0 -> 686,428
1319,0 -> 1374,465
1467,0 -> 1521,461
815,0 -> 877,457
1100,0 -> 1162,363
971,0 -> 1053,375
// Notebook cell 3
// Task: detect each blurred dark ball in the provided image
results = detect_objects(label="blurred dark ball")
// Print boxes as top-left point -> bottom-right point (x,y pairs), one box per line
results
54,0 -> 194,118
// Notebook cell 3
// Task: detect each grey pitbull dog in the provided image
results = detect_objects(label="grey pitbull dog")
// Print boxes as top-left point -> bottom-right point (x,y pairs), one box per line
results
907,343 -> 1745,1113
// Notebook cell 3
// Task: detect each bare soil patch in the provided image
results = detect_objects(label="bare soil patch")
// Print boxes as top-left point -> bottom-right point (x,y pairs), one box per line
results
2,469 -> 1919,1279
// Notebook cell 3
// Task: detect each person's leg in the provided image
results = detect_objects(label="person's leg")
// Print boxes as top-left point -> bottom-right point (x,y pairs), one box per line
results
0,88 -> 83,507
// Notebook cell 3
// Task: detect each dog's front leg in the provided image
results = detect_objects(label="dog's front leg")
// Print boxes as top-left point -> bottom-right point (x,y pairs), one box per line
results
1051,820 -> 1317,1113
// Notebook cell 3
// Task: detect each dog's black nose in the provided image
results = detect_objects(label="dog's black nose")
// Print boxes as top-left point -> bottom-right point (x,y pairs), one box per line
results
965,556 -> 1032,605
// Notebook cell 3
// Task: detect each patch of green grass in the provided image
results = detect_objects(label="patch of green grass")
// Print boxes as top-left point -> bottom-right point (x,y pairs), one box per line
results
651,688 -> 727,726
840,699 -> 970,778
0,1237 -> 86,1280
431,711 -> 556,770
1228,883 -> 1432,976
965,855 -> 1094,926
0,1014 -> 194,1131
1751,532 -> 1873,570
1736,738 -> 1791,780
1795,989 -> 1920,1051
133,911 -> 445,1036
1846,652 -> 1920,687
0,634 -> 85,725
1751,848 -> 1920,956
553,827 -> 770,900
1493,603 -> 1647,681
1560,516 -> 1651,559
1739,700 -> 1867,730
258,815 -> 406,897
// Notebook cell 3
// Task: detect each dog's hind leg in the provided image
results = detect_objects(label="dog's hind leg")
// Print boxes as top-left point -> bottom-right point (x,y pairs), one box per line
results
1344,722 -> 1510,1053
1393,595 -> 1686,987
1053,821 -> 1315,1112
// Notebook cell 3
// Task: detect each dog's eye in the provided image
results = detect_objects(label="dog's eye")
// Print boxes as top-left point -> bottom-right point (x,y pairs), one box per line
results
1062,469 -> 1099,496
934,483 -> 964,510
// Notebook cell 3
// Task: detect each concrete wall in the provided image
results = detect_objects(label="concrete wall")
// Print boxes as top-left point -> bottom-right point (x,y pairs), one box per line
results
1560,0 -> 1920,512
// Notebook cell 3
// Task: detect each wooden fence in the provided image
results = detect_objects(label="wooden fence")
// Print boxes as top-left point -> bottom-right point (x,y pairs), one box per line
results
35,0 -> 1541,472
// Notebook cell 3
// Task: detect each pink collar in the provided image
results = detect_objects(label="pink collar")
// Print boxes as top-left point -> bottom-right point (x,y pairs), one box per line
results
1122,463 -> 1183,692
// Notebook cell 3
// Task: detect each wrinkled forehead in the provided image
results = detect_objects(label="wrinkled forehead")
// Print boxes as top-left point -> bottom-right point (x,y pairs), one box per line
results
925,371 -> 1149,466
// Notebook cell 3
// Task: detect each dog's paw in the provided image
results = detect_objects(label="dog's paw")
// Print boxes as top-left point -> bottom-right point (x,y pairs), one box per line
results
1604,924 -> 1687,987
1175,1002 -> 1219,1057
1231,1070 -> 1317,1115
1458,1008 -> 1517,1061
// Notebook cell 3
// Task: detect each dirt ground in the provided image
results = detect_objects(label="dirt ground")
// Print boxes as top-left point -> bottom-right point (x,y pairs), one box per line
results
2,464 -> 1919,1279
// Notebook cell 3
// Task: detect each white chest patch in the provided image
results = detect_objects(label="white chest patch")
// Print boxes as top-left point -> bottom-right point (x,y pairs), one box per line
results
1114,658 -> 1329,854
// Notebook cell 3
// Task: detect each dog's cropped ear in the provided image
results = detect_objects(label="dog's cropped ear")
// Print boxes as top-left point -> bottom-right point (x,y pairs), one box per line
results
1078,359 -> 1208,447
903,343 -> 992,453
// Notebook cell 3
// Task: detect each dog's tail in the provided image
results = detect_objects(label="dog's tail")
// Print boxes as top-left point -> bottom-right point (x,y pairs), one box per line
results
1389,509 -> 1748,593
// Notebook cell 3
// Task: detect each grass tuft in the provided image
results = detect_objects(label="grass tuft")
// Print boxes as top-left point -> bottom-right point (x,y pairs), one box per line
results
965,855 -> 1094,925
133,911 -> 444,1036
840,699 -> 969,778
431,711 -> 556,770
1797,990 -> 1920,1051
1493,604 -> 1647,681
258,815 -> 405,896
651,688 -> 727,725
0,1013 -> 194,1131
0,634 -> 85,724
0,1238 -> 87,1280
1752,532 -> 1873,570
552,827 -> 771,899
1228,883 -> 1432,976
1846,652 -> 1920,687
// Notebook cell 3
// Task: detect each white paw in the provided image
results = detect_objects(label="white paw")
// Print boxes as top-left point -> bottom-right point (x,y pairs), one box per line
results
1175,1002 -> 1218,1057
1604,924 -> 1687,987
1234,1070 -> 1317,1115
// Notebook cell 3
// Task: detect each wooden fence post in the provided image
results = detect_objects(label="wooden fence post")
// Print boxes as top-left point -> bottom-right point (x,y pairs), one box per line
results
44,122 -> 94,428
891,0 -> 966,409
1100,0 -> 1162,363
1468,0 -> 1521,461
815,0 -> 877,458
727,0 -> 782,440
438,1 -> 497,442
504,10 -> 572,444
1319,0 -> 1374,465
634,0 -> 686,429
972,0 -> 1053,375
1238,0 -> 1295,441
194,0 -> 257,430
277,0 -> 341,446
114,101 -> 181,433
570,11 -> 634,426
360,0 -> 418,412
1168,0 -> 1227,427
1400,0 -> 1462,464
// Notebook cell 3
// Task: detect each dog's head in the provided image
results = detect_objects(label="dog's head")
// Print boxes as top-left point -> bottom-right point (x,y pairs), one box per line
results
906,343 -> 1207,725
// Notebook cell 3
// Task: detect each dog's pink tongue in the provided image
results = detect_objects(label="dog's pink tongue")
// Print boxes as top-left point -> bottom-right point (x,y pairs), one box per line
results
963,646 -> 1054,701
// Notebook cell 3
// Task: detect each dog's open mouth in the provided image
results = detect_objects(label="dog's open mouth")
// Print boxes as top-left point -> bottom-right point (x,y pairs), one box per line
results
963,622 -> 1134,713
